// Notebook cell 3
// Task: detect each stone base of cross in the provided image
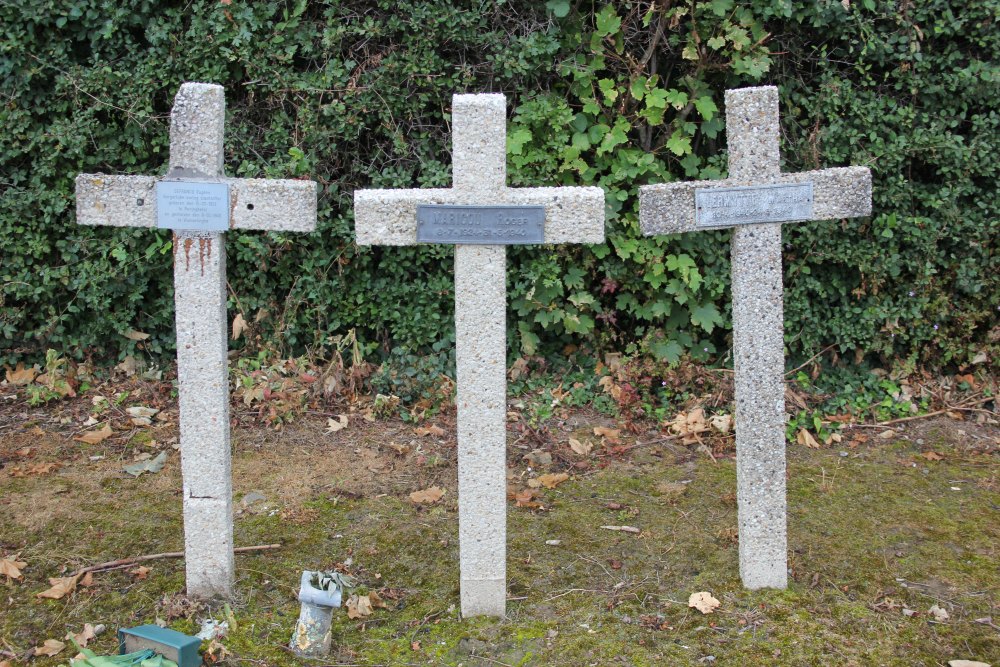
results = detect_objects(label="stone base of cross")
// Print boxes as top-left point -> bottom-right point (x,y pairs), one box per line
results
639,86 -> 871,588
76,83 -> 317,598
355,94 -> 604,616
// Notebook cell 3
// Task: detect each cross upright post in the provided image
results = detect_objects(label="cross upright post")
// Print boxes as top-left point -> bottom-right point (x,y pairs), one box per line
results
75,83 -> 317,598
354,94 -> 605,617
639,86 -> 872,589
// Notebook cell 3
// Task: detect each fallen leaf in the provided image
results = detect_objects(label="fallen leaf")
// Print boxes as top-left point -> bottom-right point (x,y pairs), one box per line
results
79,572 -> 95,587
409,486 -> 445,504
231,313 -> 248,340
878,429 -> 897,440
796,429 -> 820,449
34,639 -> 65,656
593,426 -> 621,444
929,604 -> 950,621
410,641 -> 421,651
5,364 -> 38,386
537,472 -> 570,489
948,662 -> 991,667
415,424 -> 446,437
668,409 -> 708,444
65,623 -> 98,648
600,525 -> 640,534
369,590 -> 387,609
126,406 -> 159,419
688,591 -> 720,614
0,555 -> 27,581
124,329 -> 150,341
37,574 -> 81,600
325,415 -> 349,433
14,446 -> 32,457
75,424 -> 113,445
346,593 -> 374,618
388,442 -> 411,456
204,639 -> 229,664
921,451 -> 944,461
512,488 -> 543,509
524,449 -> 552,466
568,438 -> 593,456
116,356 -> 138,376
130,566 -> 150,580
123,451 -> 167,477
709,413 -> 733,434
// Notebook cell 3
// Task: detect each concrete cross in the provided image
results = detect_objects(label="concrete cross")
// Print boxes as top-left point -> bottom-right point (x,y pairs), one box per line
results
639,86 -> 871,589
354,93 -> 604,617
75,82 -> 317,598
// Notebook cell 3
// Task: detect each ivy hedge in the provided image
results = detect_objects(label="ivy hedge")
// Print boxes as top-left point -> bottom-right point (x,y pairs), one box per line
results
1,0 -> 997,370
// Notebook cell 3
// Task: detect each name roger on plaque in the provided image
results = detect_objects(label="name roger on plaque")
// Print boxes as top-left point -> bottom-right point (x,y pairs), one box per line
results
156,181 -> 230,232
695,182 -> 813,228
416,205 -> 545,244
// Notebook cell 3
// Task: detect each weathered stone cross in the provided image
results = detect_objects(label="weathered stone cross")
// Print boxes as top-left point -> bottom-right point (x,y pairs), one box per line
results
639,86 -> 871,589
76,83 -> 317,598
354,94 -> 604,617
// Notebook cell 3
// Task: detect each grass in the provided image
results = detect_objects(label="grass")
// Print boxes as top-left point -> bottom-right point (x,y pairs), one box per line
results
1,413 -> 997,666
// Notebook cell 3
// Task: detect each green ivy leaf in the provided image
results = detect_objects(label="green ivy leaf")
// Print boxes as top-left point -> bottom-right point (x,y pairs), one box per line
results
507,128 -> 532,155
665,129 -> 692,156
545,0 -> 570,18
650,338 -> 684,364
690,303 -> 723,333
595,5 -> 622,37
694,95 -> 718,121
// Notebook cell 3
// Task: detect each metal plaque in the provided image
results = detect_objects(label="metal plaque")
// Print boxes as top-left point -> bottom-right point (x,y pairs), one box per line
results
156,181 -> 230,232
416,205 -> 545,244
695,182 -> 813,228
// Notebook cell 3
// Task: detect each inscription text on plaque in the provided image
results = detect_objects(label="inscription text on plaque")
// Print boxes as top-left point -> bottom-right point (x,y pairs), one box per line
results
696,182 -> 813,228
156,181 -> 230,232
416,205 -> 544,244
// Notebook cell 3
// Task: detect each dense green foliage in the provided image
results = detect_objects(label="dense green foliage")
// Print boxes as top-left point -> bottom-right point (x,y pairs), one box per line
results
2,0 -> 997,369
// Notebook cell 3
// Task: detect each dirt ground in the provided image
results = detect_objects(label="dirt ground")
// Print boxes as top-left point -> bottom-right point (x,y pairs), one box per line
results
1,381 -> 998,666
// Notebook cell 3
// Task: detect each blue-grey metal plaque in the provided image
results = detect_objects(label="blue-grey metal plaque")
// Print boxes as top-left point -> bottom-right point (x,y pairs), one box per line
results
695,182 -> 813,228
156,181 -> 230,232
416,205 -> 545,244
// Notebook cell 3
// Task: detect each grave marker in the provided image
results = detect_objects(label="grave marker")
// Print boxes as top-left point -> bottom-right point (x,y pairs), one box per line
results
354,94 -> 604,616
639,86 -> 871,588
76,83 -> 317,598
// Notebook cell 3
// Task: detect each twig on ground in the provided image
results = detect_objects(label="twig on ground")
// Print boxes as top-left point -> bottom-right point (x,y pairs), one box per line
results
69,544 -> 281,577
785,345 -> 837,378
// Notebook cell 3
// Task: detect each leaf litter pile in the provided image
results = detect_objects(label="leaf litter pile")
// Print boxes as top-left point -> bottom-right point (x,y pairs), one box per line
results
1,355 -> 998,666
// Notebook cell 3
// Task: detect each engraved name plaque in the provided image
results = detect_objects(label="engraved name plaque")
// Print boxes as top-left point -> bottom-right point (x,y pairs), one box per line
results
695,182 -> 813,228
417,205 -> 545,244
156,181 -> 230,232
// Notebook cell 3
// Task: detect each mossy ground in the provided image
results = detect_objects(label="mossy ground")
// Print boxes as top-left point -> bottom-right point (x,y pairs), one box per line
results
1,406 -> 997,667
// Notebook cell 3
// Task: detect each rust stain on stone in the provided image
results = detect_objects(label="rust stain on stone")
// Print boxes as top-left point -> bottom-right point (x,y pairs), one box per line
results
183,237 -> 194,271
198,237 -> 212,276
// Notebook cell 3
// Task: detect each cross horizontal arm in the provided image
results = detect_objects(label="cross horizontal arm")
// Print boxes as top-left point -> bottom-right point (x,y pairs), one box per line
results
75,174 -> 316,232
639,166 -> 871,236
354,186 -> 605,246
229,178 -> 317,232
76,174 -> 158,228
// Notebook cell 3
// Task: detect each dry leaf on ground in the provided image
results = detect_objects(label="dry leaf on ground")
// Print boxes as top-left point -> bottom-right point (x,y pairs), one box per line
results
34,639 -> 65,656
669,409 -> 709,444
947,662 -> 991,667
325,415 -> 349,433
409,486 -> 445,504
369,590 -> 387,609
929,604 -> 950,621
0,555 -> 27,581
688,591 -> 721,614
593,426 -> 621,444
878,429 -> 897,440
656,481 -> 688,499
36,574 -> 81,600
5,364 -> 38,385
796,429 -> 820,449
75,424 -> 113,445
921,451 -> 944,461
124,329 -> 149,341
415,424 -> 446,437
536,473 -> 569,489
65,623 -> 100,648
130,566 -> 151,580
511,488 -> 543,509
568,438 -> 593,456
346,593 -> 374,619
709,413 -> 733,434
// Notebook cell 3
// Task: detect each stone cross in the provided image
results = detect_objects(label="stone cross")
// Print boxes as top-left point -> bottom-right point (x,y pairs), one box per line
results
354,94 -> 604,617
75,83 -> 317,598
639,86 -> 871,589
